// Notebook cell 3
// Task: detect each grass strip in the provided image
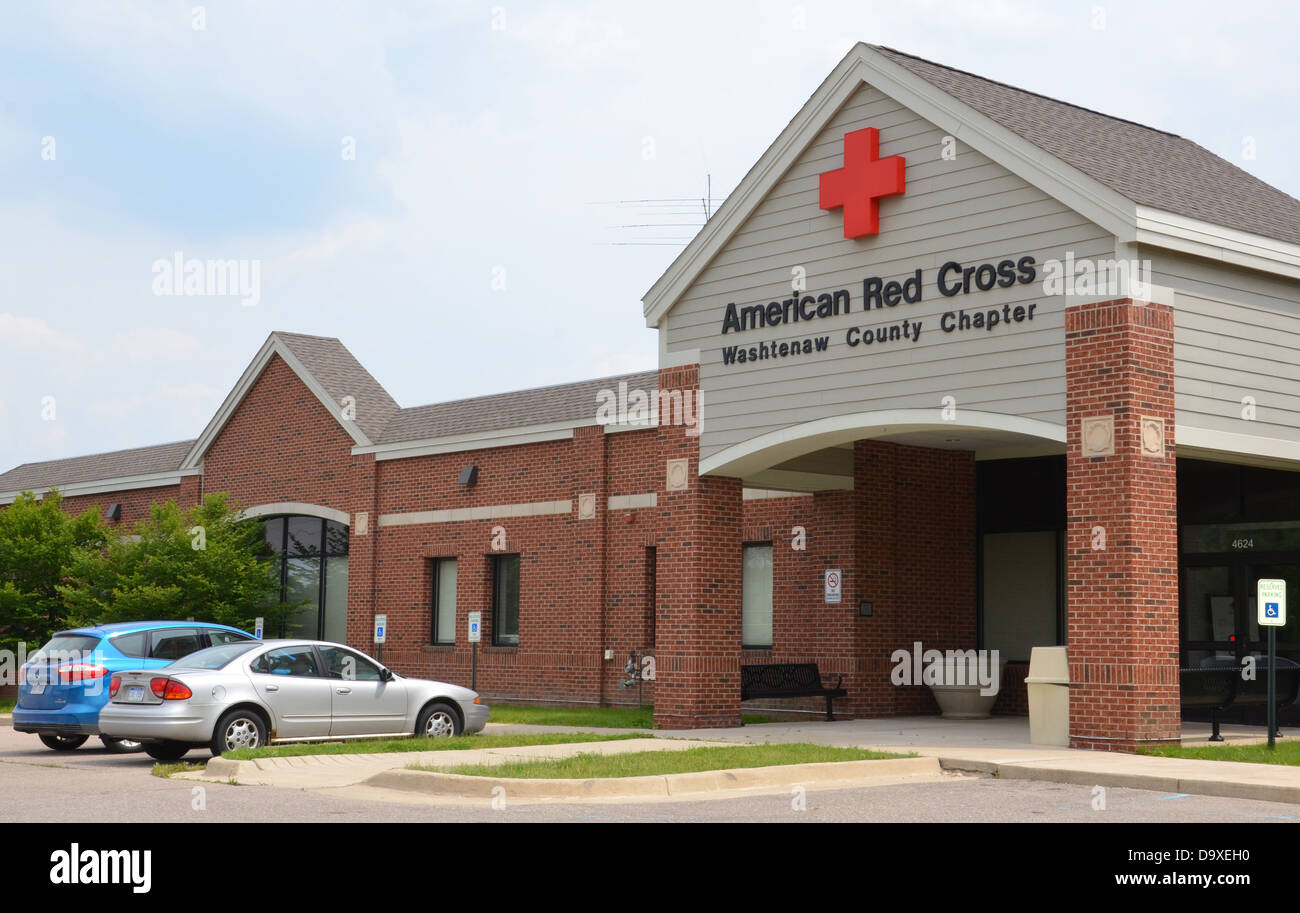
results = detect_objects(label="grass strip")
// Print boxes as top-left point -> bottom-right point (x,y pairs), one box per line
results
0,699 -> 15,714
151,761 -> 205,779
487,703 -> 773,728
223,731 -> 639,760
1139,740 -> 1300,766
422,742 -> 911,779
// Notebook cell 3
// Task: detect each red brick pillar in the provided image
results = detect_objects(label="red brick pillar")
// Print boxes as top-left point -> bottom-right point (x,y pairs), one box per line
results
654,364 -> 743,729
1065,298 -> 1179,751
854,440 -> 899,716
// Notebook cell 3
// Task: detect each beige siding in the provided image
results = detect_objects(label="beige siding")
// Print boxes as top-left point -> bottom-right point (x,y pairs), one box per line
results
1147,247 -> 1300,450
663,81 -> 1112,464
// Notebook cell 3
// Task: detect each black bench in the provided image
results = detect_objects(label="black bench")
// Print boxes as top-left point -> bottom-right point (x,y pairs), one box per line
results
741,663 -> 847,721
1180,657 -> 1300,741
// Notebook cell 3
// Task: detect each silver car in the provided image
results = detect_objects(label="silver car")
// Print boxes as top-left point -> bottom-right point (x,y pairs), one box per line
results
98,639 -> 488,761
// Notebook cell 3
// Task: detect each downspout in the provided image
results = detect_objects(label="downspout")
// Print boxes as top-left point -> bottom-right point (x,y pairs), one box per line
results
599,429 -> 609,708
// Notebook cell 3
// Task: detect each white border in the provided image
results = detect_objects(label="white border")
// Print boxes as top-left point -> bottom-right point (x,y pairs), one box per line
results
698,408 -> 1065,478
0,468 -> 200,506
239,502 -> 351,525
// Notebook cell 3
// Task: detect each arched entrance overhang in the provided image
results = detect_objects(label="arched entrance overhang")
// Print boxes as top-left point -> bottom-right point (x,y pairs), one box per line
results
698,408 -> 1066,491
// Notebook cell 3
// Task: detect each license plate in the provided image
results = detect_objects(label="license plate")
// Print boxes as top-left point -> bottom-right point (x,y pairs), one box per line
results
29,682 -> 46,695
127,686 -> 144,703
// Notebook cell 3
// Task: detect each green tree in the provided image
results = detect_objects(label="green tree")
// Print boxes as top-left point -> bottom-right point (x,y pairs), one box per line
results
0,490 -> 110,649
58,492 -> 282,632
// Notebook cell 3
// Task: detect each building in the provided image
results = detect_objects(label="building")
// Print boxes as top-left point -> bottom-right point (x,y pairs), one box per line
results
5,44 -> 1300,750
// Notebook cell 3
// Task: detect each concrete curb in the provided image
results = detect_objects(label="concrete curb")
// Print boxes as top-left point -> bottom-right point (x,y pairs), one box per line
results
937,756 -> 1300,805
365,756 -> 941,800
203,757 -> 248,780
189,737 -> 735,786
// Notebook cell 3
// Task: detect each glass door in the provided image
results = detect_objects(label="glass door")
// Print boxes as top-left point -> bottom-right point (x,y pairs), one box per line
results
1181,562 -> 1237,667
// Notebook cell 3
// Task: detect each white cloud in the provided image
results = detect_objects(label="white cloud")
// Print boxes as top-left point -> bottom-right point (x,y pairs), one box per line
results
0,314 -> 86,355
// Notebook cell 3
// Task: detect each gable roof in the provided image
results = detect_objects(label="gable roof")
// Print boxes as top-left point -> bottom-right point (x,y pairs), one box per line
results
273,332 -> 401,441
872,46 -> 1300,248
3,331 -> 659,498
0,440 -> 195,494
643,43 -> 1300,326
179,331 -> 399,469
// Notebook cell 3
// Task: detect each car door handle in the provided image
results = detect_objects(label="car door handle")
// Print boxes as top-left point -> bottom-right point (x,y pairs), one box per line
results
265,684 -> 279,692
336,687 -> 352,694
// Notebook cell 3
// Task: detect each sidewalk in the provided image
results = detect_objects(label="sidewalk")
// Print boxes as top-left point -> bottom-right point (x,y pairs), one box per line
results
654,716 -> 1300,805
157,716 -> 1300,806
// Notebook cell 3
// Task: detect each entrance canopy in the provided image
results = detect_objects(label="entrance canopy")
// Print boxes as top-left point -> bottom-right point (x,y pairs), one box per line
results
701,408 -> 1065,490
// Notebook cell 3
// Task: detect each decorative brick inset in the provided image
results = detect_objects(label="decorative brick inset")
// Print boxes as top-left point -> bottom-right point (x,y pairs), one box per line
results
1140,416 -> 1166,458
577,492 -> 596,520
665,458 -> 690,492
1080,415 -> 1115,457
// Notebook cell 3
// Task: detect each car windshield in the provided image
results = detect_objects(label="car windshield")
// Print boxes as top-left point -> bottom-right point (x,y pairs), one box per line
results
27,634 -> 102,666
166,641 -> 260,670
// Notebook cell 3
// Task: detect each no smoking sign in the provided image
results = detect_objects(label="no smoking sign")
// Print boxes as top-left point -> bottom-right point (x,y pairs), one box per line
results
824,569 -> 842,604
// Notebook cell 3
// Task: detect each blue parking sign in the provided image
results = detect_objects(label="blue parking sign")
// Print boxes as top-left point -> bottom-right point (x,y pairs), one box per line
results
1258,580 -> 1287,626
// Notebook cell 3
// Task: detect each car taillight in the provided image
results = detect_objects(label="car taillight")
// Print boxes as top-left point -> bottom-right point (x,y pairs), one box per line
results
109,676 -> 122,697
149,677 -> 192,700
58,663 -> 109,683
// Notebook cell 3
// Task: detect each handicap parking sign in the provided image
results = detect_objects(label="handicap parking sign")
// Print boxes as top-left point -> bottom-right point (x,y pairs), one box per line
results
1258,580 -> 1287,627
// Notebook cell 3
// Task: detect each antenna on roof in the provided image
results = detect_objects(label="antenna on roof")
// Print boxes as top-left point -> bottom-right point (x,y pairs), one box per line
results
588,174 -> 724,247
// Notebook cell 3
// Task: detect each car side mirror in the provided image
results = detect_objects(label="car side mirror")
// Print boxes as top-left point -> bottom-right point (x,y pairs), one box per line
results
379,667 -> 393,682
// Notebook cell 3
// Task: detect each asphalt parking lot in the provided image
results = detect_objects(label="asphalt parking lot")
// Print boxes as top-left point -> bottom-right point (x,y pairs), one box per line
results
4,723 -> 1300,823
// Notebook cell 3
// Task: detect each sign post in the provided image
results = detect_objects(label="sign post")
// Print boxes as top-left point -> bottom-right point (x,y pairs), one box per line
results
373,614 -> 387,664
254,616 -> 264,640
1257,579 -> 1287,748
467,611 -> 482,691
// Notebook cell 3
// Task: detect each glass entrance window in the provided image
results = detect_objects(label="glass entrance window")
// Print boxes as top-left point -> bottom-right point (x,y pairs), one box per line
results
257,516 -> 349,640
1182,565 -> 1236,667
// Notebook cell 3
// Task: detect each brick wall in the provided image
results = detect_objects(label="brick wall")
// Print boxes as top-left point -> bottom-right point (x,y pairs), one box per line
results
60,483 -> 187,527
21,351 -> 989,730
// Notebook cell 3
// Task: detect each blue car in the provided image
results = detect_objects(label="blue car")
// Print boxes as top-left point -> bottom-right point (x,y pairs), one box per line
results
13,621 -> 257,752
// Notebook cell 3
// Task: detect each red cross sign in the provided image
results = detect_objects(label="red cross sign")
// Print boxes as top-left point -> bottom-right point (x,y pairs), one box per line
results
819,127 -> 906,239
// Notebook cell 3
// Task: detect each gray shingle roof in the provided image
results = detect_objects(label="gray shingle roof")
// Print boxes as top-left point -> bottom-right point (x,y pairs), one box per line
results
0,440 -> 195,493
272,331 -> 401,442
872,45 -> 1300,247
0,329 -> 658,491
377,371 -> 660,444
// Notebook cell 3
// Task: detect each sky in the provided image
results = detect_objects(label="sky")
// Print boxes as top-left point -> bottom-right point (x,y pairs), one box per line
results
1,0 -> 1298,474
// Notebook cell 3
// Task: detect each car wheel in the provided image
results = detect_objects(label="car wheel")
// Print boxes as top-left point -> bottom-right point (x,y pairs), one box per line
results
100,736 -> 143,753
417,702 -> 462,738
144,742 -> 190,762
39,734 -> 89,751
210,709 -> 267,755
